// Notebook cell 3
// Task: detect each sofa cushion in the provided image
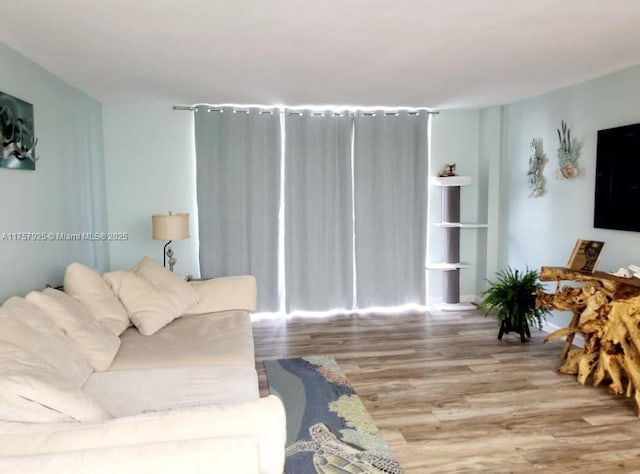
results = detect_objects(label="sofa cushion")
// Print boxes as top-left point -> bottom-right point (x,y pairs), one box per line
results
84,366 -> 259,417
0,297 -> 92,387
0,342 -> 112,423
25,289 -> 121,371
134,257 -> 200,315
110,310 -> 255,371
0,437 -> 260,474
0,396 -> 286,474
64,263 -> 130,335
103,271 -> 179,336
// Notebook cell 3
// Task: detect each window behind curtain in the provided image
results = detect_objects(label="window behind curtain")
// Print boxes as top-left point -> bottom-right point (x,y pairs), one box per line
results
195,107 -> 282,311
284,111 -> 354,312
195,107 -> 429,312
353,111 -> 429,307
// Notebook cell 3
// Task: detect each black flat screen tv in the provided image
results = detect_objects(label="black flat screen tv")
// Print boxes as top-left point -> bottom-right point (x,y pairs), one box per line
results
594,122 -> 640,232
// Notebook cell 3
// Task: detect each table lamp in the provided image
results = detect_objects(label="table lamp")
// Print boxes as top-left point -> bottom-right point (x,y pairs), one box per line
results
151,212 -> 190,271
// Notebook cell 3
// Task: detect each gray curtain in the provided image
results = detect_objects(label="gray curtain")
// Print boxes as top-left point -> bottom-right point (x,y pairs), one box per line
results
353,111 -> 429,307
195,107 -> 281,311
284,112 -> 354,311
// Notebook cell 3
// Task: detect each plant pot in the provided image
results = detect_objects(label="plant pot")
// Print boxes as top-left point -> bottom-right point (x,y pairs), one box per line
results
497,318 -> 531,343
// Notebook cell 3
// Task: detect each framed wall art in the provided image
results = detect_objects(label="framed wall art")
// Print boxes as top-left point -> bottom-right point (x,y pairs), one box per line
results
0,91 -> 38,171
567,239 -> 605,273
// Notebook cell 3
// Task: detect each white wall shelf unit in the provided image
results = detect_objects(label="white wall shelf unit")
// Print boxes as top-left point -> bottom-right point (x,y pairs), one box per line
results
428,175 -> 486,311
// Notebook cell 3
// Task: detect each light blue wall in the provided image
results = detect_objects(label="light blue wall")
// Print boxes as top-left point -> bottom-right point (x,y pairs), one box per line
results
497,64 -> 640,327
8,27 -> 632,314
102,103 -> 200,276
0,42 -> 108,300
101,106 -> 492,304
478,106 -> 502,285
429,110 -> 486,303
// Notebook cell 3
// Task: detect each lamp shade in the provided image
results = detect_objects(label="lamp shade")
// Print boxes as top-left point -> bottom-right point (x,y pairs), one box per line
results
152,213 -> 190,240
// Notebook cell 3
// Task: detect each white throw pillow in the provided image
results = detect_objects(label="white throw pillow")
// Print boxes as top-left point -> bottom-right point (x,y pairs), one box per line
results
183,275 -> 257,316
134,257 -> 200,315
26,289 -> 121,371
103,271 -> 178,336
0,297 -> 93,387
0,342 -> 112,423
64,262 -> 130,335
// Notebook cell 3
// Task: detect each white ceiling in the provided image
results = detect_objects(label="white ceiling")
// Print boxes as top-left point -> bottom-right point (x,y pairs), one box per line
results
1,1 -> 640,109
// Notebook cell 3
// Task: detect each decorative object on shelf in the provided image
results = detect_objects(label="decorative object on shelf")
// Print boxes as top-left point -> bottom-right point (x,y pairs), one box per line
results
556,120 -> 581,179
527,138 -> 546,197
629,264 -> 640,279
479,267 -> 550,343
566,239 -> 605,273
0,91 -> 38,170
538,266 -> 640,416
438,163 -> 457,177
151,212 -> 190,272
609,267 -> 633,278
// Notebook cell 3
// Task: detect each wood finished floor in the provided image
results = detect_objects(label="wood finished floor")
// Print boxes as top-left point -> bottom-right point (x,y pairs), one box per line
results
253,309 -> 640,473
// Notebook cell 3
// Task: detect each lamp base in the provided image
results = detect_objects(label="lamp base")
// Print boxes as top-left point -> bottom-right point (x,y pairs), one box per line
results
163,240 -> 173,271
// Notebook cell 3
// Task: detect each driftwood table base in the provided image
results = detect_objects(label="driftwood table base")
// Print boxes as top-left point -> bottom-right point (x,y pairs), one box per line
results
538,266 -> 640,415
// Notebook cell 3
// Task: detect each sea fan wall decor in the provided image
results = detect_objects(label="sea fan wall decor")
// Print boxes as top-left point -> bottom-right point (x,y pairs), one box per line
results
556,120 -> 581,179
527,138 -> 546,197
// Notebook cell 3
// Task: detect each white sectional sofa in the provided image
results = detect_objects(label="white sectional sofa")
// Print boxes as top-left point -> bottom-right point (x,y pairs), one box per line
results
0,257 -> 286,474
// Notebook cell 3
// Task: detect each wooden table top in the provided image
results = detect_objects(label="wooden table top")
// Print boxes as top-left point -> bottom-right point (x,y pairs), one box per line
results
540,266 -> 640,288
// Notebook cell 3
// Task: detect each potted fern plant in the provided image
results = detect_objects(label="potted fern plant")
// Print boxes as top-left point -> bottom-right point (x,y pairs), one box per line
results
479,267 -> 550,343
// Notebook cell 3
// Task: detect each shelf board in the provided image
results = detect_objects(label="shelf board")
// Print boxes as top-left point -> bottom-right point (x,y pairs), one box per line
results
426,262 -> 471,270
432,176 -> 473,187
434,222 -> 488,228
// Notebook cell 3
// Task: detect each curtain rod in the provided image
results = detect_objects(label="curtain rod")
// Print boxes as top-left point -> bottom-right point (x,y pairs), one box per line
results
172,104 -> 439,115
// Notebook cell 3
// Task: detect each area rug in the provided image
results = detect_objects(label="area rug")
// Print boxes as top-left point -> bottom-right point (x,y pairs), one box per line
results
263,356 -> 403,474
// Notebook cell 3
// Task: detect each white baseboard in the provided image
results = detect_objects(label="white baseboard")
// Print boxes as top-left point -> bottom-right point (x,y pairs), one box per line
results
428,293 -> 480,307
432,302 -> 477,311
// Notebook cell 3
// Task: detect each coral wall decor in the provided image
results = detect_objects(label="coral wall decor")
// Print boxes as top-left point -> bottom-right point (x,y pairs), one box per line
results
556,120 -> 581,179
527,138 -> 546,197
